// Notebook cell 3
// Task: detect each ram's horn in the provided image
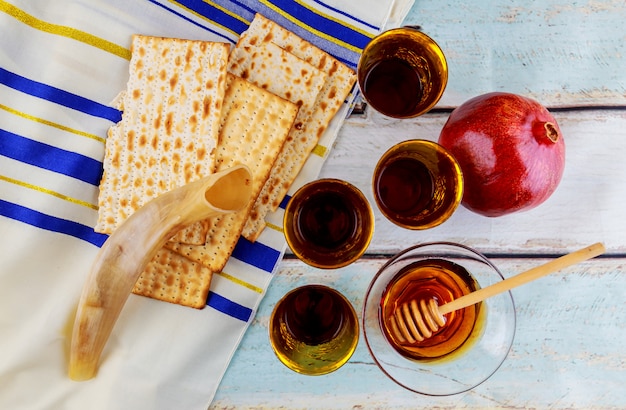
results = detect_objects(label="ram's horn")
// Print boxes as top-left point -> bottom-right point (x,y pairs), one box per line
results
69,165 -> 253,381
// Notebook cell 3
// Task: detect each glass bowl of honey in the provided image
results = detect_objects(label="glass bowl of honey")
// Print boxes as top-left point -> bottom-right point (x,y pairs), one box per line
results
362,242 -> 516,396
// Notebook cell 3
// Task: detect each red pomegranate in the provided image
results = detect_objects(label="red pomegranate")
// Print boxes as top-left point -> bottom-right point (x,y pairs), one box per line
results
438,92 -> 565,217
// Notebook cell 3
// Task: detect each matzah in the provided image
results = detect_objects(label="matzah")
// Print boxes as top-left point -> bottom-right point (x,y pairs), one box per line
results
235,14 -> 357,241
227,39 -> 329,241
133,248 -> 214,309
138,74 -> 298,305
95,35 -> 229,245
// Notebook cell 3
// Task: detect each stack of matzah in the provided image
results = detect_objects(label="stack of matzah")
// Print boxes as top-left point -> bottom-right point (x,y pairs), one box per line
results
235,14 -> 358,242
96,14 -> 356,309
96,36 -> 229,244
136,74 -> 298,307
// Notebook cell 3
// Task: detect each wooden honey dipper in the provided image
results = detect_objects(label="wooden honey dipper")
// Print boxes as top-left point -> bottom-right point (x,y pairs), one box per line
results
390,242 -> 606,343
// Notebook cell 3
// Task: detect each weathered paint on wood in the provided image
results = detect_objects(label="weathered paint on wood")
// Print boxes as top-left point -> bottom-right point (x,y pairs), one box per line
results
402,0 -> 626,108
211,0 -> 626,408
318,109 -> 626,255
211,258 -> 626,409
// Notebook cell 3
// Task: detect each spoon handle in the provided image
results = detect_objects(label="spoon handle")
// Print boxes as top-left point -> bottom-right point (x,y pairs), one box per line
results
438,242 -> 606,316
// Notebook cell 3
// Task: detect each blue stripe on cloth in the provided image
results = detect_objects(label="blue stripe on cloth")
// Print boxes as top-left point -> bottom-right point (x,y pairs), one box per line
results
323,50 -> 354,68
226,1 -> 361,68
0,129 -> 103,185
259,0 -> 372,50
310,0 -> 379,31
146,0 -> 239,42
221,0 -> 256,17
207,291 -> 253,322
169,0 -> 249,34
0,199 -> 108,247
0,67 -> 122,123
231,236 -> 281,273
278,194 -> 291,210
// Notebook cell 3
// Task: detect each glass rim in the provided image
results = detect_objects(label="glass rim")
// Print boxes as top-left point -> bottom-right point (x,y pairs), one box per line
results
372,140 -> 464,230
362,241 -> 517,395
283,178 -> 374,269
268,284 -> 360,376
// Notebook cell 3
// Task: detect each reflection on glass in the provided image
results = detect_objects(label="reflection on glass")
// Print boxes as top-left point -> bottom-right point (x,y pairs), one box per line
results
269,285 -> 359,376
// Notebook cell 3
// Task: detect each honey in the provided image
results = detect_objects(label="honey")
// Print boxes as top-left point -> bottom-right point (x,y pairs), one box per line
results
379,258 -> 486,361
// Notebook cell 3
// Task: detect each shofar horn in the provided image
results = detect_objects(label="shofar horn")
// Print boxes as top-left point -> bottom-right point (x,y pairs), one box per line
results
69,165 -> 253,381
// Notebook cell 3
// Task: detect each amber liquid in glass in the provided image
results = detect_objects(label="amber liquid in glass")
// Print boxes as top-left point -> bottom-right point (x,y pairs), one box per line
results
363,57 -> 423,118
358,27 -> 447,118
379,259 -> 485,361
277,285 -> 346,345
285,179 -> 373,269
270,285 -> 358,375
297,191 -> 357,251
374,156 -> 434,217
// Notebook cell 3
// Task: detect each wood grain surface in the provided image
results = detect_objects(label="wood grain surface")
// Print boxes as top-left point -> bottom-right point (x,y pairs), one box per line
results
319,110 -> 626,255
210,1 -> 626,408
212,258 -> 625,409
404,0 -> 626,108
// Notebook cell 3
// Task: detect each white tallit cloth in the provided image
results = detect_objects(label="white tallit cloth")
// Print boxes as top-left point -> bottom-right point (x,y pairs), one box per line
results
0,0 -> 413,408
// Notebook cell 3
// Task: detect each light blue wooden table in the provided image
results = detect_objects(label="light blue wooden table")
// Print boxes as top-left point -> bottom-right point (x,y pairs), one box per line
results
211,1 -> 626,408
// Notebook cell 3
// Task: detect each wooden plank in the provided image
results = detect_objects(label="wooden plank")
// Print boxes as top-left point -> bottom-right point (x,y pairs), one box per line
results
212,1 -> 626,408
402,0 -> 626,108
211,257 -> 626,409
315,109 -> 626,255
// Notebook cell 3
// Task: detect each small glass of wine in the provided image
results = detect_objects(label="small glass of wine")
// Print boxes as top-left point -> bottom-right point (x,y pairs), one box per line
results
372,139 -> 463,230
357,27 -> 448,118
362,242 -> 516,395
283,178 -> 374,269
269,284 -> 359,375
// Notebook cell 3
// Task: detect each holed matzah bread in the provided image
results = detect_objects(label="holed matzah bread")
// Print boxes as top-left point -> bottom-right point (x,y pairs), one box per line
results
235,14 -> 357,241
95,35 -> 229,245
136,74 -> 298,306
134,248 -> 214,309
227,39 -> 329,241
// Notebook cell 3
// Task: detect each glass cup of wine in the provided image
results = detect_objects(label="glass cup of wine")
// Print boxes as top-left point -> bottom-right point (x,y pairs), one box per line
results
283,178 -> 374,269
357,26 -> 448,118
372,139 -> 463,230
362,242 -> 516,395
269,284 -> 359,375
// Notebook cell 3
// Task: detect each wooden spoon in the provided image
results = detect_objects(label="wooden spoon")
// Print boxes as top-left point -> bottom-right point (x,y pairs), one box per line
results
390,242 -> 606,343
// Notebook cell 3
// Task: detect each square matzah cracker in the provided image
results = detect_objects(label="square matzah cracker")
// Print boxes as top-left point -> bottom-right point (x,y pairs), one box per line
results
95,35 -> 229,244
133,248 -> 213,309
227,40 -> 329,241
149,74 -> 297,300
235,14 -> 357,242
